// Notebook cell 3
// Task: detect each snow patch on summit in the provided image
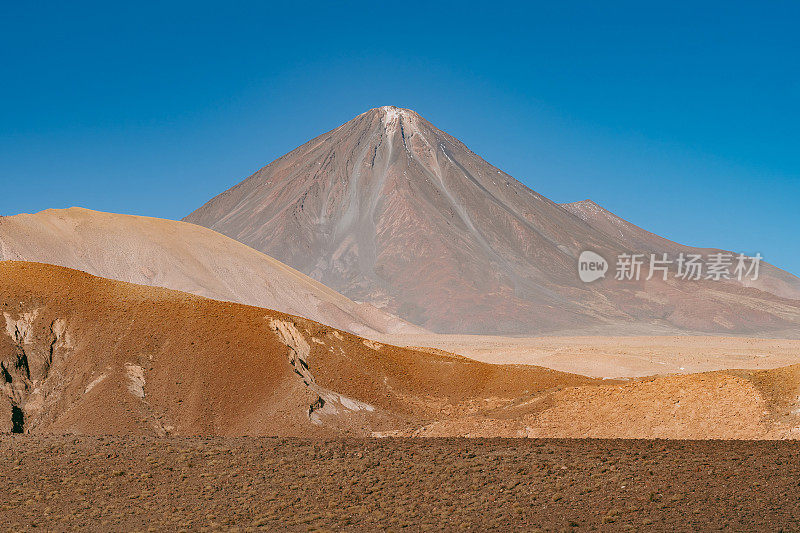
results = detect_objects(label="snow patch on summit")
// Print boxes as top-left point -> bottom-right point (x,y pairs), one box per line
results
381,105 -> 402,122
380,106 -> 418,132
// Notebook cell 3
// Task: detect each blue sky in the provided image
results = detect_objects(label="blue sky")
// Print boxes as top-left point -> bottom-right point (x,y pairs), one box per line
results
1,1 -> 798,275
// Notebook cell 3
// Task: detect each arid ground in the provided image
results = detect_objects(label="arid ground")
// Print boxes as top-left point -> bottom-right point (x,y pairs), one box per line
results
2,436 -> 800,532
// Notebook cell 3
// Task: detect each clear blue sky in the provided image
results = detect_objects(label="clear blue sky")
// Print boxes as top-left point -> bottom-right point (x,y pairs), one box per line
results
1,1 -> 798,275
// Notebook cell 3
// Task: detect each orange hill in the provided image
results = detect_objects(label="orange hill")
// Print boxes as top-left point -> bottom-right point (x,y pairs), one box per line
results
2,261 -> 799,439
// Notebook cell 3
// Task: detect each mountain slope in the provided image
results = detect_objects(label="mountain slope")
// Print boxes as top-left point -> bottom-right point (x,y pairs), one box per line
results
184,106 -> 800,335
0,207 -> 423,337
562,199 -> 800,301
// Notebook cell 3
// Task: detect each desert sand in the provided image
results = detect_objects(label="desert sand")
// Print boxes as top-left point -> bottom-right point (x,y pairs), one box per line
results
377,333 -> 800,378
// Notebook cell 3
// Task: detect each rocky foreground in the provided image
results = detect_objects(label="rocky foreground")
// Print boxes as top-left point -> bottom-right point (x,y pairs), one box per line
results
1,436 -> 799,531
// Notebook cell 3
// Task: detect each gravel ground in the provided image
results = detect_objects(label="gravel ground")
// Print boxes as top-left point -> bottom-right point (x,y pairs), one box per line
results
1,436 -> 798,531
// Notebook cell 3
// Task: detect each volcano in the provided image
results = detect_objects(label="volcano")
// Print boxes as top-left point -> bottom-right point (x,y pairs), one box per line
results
184,106 -> 800,335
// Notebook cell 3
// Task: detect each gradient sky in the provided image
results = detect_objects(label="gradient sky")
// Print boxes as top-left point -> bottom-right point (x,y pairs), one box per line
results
1,1 -> 798,275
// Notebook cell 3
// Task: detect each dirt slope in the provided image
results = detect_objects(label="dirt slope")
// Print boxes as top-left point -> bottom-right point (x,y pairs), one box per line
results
0,261 -> 593,437
184,106 -> 800,335
4,261 -> 800,439
0,207 -> 424,337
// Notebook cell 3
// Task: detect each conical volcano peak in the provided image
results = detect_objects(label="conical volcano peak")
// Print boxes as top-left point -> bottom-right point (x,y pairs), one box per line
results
184,107 -> 800,334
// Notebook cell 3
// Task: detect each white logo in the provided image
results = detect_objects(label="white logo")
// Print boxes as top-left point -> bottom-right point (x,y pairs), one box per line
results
578,250 -> 608,283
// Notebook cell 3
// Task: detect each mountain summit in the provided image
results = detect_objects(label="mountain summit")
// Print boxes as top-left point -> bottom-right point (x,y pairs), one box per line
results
184,107 -> 800,335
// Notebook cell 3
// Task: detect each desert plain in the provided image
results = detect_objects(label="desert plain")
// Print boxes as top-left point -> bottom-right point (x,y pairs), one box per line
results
379,333 -> 800,378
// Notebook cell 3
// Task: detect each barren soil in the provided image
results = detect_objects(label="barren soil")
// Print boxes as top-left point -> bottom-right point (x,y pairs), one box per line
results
2,436 -> 800,531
